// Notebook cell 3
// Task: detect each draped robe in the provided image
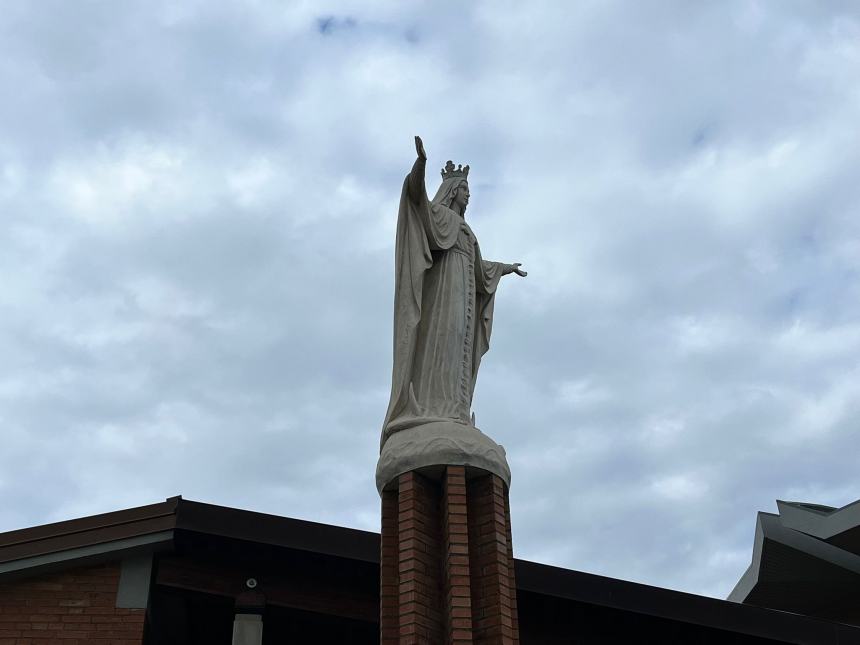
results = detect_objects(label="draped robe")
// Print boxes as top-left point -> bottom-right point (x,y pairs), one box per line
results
382,160 -> 508,447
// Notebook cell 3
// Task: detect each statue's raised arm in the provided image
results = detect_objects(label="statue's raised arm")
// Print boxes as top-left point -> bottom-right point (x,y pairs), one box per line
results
406,136 -> 428,203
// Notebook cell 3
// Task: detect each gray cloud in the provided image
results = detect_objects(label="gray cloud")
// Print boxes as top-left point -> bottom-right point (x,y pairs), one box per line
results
1,0 -> 858,599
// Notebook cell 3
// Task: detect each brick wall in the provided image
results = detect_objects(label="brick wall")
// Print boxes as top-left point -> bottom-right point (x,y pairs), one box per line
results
0,562 -> 145,645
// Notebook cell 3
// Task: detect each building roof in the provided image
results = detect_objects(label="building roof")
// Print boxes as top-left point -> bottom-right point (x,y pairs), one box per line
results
729,499 -> 860,627
3,497 -> 860,644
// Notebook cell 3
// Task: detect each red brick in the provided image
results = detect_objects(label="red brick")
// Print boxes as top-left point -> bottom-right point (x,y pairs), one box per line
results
0,563 -> 145,645
380,467 -> 520,644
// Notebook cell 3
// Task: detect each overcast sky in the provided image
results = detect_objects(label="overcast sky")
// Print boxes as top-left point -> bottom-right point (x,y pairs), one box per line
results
1,0 -> 859,599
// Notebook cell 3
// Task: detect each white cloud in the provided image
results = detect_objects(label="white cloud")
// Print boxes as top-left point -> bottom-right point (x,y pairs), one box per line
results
0,0 -> 858,601
48,140 -> 190,225
652,474 -> 709,501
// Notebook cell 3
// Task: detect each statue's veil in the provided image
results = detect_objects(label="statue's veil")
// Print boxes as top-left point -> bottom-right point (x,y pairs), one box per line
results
431,178 -> 468,211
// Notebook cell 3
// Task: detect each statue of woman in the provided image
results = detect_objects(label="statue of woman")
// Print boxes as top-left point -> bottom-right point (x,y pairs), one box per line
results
382,136 -> 526,448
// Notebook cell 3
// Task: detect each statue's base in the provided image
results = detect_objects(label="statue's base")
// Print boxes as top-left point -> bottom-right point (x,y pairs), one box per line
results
375,420 -> 511,494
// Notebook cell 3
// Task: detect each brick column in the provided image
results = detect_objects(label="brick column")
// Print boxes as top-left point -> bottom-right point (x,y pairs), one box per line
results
379,467 -> 519,645
398,471 -> 444,644
468,475 -> 518,645
443,467 -> 473,643
380,489 -> 400,645
504,492 -> 520,642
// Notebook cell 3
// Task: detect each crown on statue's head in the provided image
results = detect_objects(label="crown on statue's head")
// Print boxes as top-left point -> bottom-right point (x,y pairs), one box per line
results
440,160 -> 470,181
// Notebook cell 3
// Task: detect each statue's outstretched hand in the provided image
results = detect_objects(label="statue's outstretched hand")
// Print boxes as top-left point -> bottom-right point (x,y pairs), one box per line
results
415,135 -> 427,161
511,262 -> 527,277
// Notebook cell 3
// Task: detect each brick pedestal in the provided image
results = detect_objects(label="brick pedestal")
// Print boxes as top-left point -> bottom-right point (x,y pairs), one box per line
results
380,466 -> 519,645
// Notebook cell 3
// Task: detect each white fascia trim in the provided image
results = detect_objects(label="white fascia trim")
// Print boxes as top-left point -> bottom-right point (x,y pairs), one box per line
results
0,531 -> 173,576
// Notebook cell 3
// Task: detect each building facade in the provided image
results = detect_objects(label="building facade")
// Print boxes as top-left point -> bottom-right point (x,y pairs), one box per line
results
2,496 -> 859,644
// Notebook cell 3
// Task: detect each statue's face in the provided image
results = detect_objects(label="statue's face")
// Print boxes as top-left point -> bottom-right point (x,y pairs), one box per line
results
453,184 -> 470,212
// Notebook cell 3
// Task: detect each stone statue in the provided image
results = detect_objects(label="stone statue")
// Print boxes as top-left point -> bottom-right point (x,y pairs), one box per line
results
376,136 -> 526,493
